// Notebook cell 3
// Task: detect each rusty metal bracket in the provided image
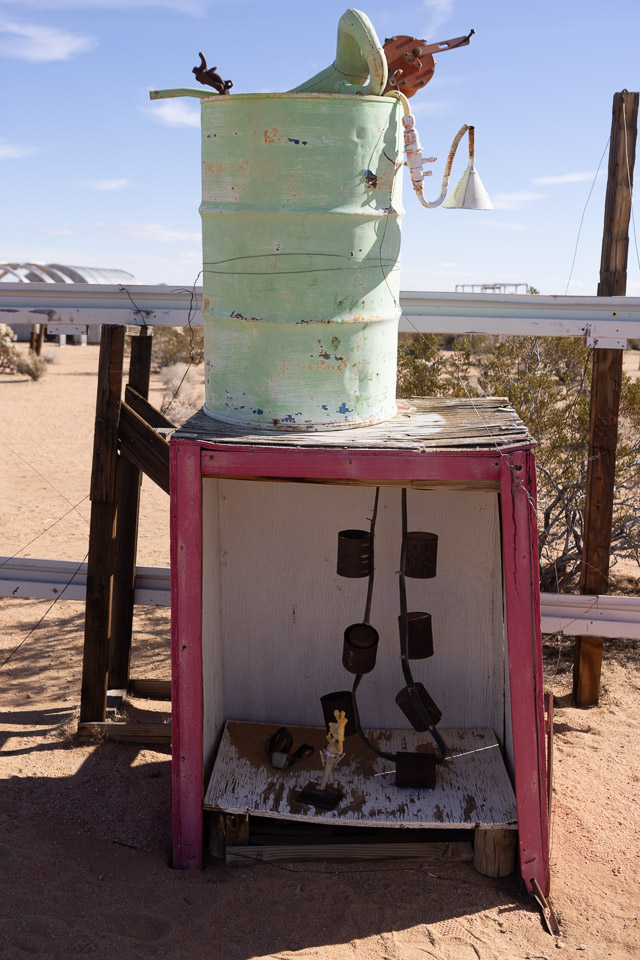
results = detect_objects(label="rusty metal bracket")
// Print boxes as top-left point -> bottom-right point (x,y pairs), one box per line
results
192,53 -> 233,94
531,878 -> 561,938
383,29 -> 474,97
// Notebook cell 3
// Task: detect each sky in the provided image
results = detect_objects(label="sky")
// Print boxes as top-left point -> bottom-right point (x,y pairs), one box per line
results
1,0 -> 639,295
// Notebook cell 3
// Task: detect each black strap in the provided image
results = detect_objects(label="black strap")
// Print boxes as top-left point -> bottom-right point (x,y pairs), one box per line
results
399,488 -> 447,763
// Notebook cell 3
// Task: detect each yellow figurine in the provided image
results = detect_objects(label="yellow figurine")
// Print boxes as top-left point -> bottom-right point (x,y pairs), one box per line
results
326,709 -> 348,755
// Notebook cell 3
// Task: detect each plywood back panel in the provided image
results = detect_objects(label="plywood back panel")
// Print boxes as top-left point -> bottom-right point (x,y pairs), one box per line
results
202,478 -> 225,772
205,481 -> 505,742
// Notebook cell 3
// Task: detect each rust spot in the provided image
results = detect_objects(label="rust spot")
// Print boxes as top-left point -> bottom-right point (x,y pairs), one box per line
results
263,127 -> 279,144
230,310 -> 262,323
364,170 -> 378,188
203,296 -> 210,310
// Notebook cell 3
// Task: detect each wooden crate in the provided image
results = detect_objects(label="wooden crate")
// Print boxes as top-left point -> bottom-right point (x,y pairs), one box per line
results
170,398 -> 549,895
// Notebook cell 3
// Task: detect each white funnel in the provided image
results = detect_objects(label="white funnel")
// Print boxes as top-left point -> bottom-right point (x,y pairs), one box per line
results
443,158 -> 493,209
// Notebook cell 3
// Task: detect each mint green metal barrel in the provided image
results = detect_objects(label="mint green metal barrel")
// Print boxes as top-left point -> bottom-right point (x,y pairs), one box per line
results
200,92 -> 403,430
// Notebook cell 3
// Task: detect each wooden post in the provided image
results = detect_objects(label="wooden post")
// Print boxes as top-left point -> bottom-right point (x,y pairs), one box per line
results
80,325 -> 125,723
109,330 -> 153,690
35,323 -> 45,356
574,90 -> 638,707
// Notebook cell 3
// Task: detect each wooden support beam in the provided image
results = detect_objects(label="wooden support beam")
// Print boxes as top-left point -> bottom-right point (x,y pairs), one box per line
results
574,90 -> 638,707
128,678 -> 172,700
109,332 -> 153,690
224,841 -> 475,865
80,325 -> 125,723
77,721 -> 171,744
125,385 -> 175,430
118,402 -> 170,494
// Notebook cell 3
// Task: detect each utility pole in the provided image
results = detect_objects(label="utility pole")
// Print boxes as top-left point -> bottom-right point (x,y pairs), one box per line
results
573,90 -> 638,707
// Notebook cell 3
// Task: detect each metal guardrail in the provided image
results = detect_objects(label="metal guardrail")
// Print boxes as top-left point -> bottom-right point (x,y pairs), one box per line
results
1,283 -> 639,343
1,556 -> 638,640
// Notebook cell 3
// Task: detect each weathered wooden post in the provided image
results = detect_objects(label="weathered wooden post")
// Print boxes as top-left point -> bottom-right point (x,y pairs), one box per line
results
573,90 -> 638,707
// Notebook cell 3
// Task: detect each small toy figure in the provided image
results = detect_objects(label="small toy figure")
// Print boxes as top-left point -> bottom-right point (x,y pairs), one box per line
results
296,709 -> 348,811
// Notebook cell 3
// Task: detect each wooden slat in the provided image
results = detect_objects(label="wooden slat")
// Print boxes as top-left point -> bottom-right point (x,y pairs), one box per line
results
77,721 -> 171,744
174,397 -> 532,451
225,841 -> 474,864
204,722 -> 517,829
125,384 -> 176,430
90,325 -> 125,501
128,678 -> 172,700
118,401 -> 170,493
80,325 -> 125,723
110,332 -> 154,690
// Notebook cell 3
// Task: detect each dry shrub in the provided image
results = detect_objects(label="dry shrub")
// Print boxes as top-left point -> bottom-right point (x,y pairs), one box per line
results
152,327 -> 204,369
160,362 -> 204,425
15,353 -> 47,381
0,323 -> 18,372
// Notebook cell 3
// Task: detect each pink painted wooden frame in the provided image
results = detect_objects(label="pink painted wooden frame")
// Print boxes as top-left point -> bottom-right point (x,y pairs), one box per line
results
170,439 -> 550,895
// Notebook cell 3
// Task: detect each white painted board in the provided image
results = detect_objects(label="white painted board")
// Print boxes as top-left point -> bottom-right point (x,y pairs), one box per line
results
204,721 -> 517,830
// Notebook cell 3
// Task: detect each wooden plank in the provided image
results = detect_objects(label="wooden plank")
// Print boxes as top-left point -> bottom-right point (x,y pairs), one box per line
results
225,841 -> 475,864
201,448 -> 508,487
575,90 -> 638,708
80,325 -> 125,723
171,440 -> 205,869
473,827 -> 517,877
128,678 -> 172,699
118,401 -> 170,493
204,722 -> 517,829
77,721 -> 171,744
90,325 -> 125,502
125,384 -> 176,430
176,397 -> 532,451
110,331 -> 154,690
500,450 -> 550,897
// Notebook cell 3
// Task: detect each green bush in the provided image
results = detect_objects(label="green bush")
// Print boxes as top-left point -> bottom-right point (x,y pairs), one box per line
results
151,327 -> 204,369
397,333 -> 640,590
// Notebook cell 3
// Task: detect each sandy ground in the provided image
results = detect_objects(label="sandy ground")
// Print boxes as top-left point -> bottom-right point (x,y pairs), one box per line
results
0,342 -> 639,960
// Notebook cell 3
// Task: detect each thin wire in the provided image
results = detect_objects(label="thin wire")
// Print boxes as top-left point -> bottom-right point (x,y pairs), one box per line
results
0,494 -> 90,569
164,270 -> 202,414
119,285 -> 152,328
622,95 -> 640,274
564,137 -> 611,295
5,442 -> 90,523
0,551 -> 89,671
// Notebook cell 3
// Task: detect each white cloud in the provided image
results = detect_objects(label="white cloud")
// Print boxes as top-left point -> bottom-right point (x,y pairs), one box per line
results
422,0 -> 455,36
144,98 -> 200,128
108,222 -> 201,244
78,178 -> 132,191
0,18 -> 95,60
0,139 -> 35,159
532,171 -> 601,185
40,227 -> 76,236
491,191 -> 545,211
0,0 -> 205,11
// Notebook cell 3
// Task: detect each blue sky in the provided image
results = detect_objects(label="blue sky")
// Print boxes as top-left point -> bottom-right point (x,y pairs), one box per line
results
1,0 -> 638,295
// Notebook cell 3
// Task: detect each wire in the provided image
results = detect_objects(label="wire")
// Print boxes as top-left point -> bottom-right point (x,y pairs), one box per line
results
0,550 -> 89,671
119,285 -> 152,328
5,442 -> 90,523
163,270 -> 202,414
564,137 -> 610,295
0,495 -> 90,570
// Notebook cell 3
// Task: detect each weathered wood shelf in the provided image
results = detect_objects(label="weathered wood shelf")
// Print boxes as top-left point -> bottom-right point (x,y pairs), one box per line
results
204,721 -> 517,830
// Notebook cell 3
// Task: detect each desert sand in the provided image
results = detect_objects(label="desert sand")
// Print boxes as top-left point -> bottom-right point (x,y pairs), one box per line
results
0,341 -> 638,960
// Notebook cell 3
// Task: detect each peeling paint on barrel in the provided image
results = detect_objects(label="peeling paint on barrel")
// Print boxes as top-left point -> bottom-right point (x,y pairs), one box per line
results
199,92 -> 404,430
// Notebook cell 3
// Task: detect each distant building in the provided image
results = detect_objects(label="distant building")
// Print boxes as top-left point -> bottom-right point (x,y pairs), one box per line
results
0,262 -> 137,343
455,283 -> 531,294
